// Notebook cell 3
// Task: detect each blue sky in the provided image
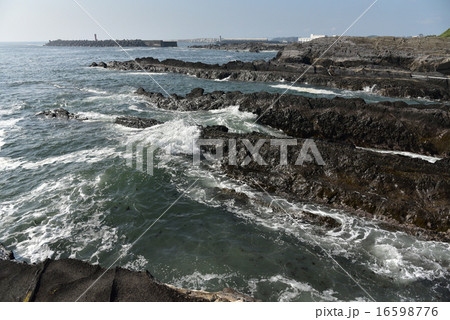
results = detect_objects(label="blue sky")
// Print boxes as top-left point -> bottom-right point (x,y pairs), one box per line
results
0,0 -> 448,41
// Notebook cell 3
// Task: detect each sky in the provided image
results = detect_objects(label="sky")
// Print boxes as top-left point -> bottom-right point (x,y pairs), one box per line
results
0,0 -> 448,42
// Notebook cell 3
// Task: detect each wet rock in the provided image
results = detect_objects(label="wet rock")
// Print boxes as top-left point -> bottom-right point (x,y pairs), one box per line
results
36,108 -> 87,120
0,250 -> 256,302
189,42 -> 288,52
114,116 -> 163,129
186,87 -> 204,98
199,126 -> 450,242
97,36 -> 450,100
89,61 -> 107,68
137,88 -> 450,157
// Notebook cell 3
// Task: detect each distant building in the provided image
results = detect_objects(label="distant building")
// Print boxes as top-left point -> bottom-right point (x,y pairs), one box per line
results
297,34 -> 326,43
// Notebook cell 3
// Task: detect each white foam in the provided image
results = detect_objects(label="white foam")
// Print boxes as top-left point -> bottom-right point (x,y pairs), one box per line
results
0,156 -> 24,170
271,84 -> 338,95
27,147 -> 116,169
0,147 -> 116,171
123,119 -> 200,156
195,105 -> 283,136
356,146 -> 441,163
77,111 -> 116,122
128,105 -> 145,112
124,71 -> 167,76
0,117 -> 24,152
123,255 -> 149,272
168,161 -> 450,285
363,84 -> 377,93
0,174 -> 119,263
0,117 -> 23,128
247,275 -> 338,302
170,271 -> 236,291
0,129 -> 5,150
79,87 -> 110,95
214,76 -> 231,82
367,238 -> 450,282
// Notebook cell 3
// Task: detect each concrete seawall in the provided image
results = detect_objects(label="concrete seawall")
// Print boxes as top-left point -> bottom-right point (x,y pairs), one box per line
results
45,39 -> 177,47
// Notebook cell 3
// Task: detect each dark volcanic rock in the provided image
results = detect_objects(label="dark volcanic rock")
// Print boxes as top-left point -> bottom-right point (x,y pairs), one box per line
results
0,253 -> 256,302
137,88 -> 450,157
277,36 -> 450,74
89,61 -> 107,68
199,126 -> 450,242
114,116 -> 163,129
36,108 -> 87,120
97,36 -> 450,100
189,42 -> 288,52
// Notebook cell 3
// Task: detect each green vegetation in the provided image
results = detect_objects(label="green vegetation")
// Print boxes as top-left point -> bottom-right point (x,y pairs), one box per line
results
439,28 -> 450,37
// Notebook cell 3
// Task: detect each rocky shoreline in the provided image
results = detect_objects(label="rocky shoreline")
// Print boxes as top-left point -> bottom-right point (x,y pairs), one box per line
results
135,87 -> 450,157
189,42 -> 288,52
129,87 -> 450,242
33,87 -> 450,242
0,244 -> 256,302
92,36 -> 450,101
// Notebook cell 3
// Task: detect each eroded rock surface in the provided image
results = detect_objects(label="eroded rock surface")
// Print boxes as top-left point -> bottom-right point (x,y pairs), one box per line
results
114,116 -> 163,129
198,126 -> 450,242
136,87 -> 450,157
0,249 -> 256,302
94,37 -> 450,100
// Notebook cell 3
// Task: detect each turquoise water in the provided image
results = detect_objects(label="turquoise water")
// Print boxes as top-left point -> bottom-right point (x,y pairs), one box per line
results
0,43 -> 449,302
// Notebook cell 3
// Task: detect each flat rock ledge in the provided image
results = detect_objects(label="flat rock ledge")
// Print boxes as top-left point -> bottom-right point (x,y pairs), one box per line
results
0,244 -> 256,302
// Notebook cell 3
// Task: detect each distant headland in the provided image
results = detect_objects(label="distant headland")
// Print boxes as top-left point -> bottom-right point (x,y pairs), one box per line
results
44,39 -> 177,47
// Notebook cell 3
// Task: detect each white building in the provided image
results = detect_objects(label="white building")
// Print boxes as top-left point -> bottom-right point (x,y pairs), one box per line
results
297,34 -> 326,43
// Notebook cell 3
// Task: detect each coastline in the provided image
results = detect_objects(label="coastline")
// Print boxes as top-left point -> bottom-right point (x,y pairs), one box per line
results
1,35 -> 449,302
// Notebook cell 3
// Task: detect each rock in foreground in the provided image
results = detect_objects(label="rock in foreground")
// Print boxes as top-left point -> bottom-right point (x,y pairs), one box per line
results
0,247 -> 256,302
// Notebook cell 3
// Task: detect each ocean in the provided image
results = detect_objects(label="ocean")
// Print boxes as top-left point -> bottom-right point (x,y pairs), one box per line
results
0,42 -> 448,301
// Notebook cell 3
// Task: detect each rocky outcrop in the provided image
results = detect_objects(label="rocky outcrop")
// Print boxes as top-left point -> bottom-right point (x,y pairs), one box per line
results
90,61 -> 107,68
198,126 -> 450,242
136,88 -> 450,157
36,108 -> 87,120
0,245 -> 256,302
94,36 -> 450,100
114,116 -> 163,129
277,36 -> 450,74
189,42 -> 288,52
129,87 -> 450,240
